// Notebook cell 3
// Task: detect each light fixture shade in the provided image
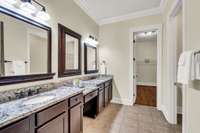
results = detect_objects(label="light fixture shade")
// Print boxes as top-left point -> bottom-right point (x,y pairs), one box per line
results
85,37 -> 99,47
20,2 -> 36,14
36,11 -> 50,21
4,0 -> 17,5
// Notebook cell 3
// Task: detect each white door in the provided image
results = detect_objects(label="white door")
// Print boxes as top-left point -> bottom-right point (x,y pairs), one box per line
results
133,35 -> 137,104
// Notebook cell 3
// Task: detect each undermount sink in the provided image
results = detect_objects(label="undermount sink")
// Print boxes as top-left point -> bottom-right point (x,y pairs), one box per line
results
22,95 -> 55,105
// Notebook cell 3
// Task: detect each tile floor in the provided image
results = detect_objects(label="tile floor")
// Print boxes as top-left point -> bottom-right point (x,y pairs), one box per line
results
83,104 -> 182,133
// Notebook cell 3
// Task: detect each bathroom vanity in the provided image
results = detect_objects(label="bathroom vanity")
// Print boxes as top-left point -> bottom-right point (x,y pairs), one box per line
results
0,76 -> 113,133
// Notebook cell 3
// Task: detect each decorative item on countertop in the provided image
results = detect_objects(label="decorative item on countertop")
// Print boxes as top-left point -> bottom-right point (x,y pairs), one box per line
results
99,60 -> 107,75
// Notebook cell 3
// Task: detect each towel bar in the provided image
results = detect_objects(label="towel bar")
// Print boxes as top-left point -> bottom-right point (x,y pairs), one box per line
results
174,82 -> 182,87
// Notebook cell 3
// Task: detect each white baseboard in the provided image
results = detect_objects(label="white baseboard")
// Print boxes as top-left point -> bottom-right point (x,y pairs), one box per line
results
159,104 -> 170,123
111,97 -> 133,106
137,82 -> 157,86
177,106 -> 182,114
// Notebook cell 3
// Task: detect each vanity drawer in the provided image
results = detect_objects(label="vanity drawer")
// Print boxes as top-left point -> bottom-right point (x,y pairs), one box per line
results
84,90 -> 98,103
105,80 -> 112,87
36,101 -> 67,127
98,84 -> 104,90
69,94 -> 83,107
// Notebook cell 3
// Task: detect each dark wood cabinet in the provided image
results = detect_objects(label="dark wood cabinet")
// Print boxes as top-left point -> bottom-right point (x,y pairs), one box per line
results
104,86 -> 109,106
0,93 -> 84,133
0,116 -> 34,133
36,101 -> 67,127
84,90 -> 98,104
69,103 -> 83,133
37,113 -> 68,133
108,83 -> 112,102
98,88 -> 104,113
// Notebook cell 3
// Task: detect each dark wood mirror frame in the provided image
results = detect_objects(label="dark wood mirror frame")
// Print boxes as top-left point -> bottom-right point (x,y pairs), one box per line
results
0,7 -> 55,86
84,43 -> 98,74
58,24 -> 81,77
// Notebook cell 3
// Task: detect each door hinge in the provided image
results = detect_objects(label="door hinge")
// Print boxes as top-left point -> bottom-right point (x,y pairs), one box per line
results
133,58 -> 136,61
133,40 -> 136,43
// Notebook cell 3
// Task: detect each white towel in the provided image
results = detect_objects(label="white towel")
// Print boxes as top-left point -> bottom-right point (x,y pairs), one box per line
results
195,54 -> 200,79
12,61 -> 26,75
177,51 -> 195,84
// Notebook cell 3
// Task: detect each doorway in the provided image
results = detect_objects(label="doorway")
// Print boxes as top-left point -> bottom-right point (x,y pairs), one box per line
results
166,0 -> 183,127
134,30 -> 157,107
130,25 -> 162,109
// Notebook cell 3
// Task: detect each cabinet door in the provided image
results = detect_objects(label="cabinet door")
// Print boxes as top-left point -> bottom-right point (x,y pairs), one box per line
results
98,89 -> 104,113
37,113 -> 68,133
108,84 -> 112,102
0,117 -> 34,133
105,86 -> 109,106
69,103 -> 83,133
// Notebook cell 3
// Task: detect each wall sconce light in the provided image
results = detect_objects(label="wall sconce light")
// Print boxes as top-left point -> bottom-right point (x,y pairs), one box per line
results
20,0 -> 37,14
36,7 -> 50,21
85,35 -> 99,47
0,0 -> 51,22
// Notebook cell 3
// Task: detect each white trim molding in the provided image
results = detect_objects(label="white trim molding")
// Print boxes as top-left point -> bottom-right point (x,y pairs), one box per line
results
129,24 -> 163,110
99,7 -> 161,25
177,106 -> 182,114
137,82 -> 157,86
111,97 -> 134,106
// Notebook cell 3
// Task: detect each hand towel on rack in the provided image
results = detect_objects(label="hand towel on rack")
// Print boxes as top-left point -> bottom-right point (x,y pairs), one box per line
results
194,53 -> 200,79
177,51 -> 195,84
12,61 -> 26,75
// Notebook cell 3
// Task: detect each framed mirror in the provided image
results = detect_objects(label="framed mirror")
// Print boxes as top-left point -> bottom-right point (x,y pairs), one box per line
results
84,43 -> 98,74
58,24 -> 81,77
0,8 -> 54,85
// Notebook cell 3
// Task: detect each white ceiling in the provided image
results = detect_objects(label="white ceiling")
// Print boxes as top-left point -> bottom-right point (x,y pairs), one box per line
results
74,0 -> 165,25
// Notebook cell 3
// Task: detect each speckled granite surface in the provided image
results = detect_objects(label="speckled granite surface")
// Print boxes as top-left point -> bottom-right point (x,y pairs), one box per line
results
82,75 -> 113,87
0,75 -> 113,128
83,86 -> 99,95
0,86 -> 84,128
0,83 -> 57,104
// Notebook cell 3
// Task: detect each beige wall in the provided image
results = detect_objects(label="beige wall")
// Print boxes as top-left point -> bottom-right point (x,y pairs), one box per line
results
99,15 -> 162,103
163,0 -> 200,131
136,39 -> 157,84
184,0 -> 200,132
0,0 -> 99,91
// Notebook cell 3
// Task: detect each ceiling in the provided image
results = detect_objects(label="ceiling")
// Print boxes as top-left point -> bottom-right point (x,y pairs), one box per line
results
74,0 -> 165,25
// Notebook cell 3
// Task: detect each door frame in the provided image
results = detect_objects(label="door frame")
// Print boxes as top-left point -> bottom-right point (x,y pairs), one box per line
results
167,0 -> 188,132
129,24 -> 163,110
166,0 -> 182,124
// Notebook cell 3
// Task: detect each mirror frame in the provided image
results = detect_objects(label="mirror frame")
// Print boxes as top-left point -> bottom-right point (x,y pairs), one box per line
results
0,7 -> 55,86
58,24 -> 81,77
84,43 -> 98,74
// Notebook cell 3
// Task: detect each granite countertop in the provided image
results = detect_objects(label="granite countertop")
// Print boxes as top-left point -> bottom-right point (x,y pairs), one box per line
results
0,86 -> 84,128
82,75 -> 113,87
0,75 -> 113,128
83,86 -> 99,95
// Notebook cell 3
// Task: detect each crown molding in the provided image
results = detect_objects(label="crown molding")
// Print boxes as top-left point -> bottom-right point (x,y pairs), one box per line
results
74,0 -> 167,25
99,7 -> 162,25
160,0 -> 167,12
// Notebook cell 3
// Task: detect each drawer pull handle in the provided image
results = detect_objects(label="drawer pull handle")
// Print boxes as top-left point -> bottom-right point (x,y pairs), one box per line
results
75,98 -> 78,101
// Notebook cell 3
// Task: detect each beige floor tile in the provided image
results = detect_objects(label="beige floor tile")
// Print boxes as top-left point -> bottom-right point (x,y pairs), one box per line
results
83,103 -> 181,133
